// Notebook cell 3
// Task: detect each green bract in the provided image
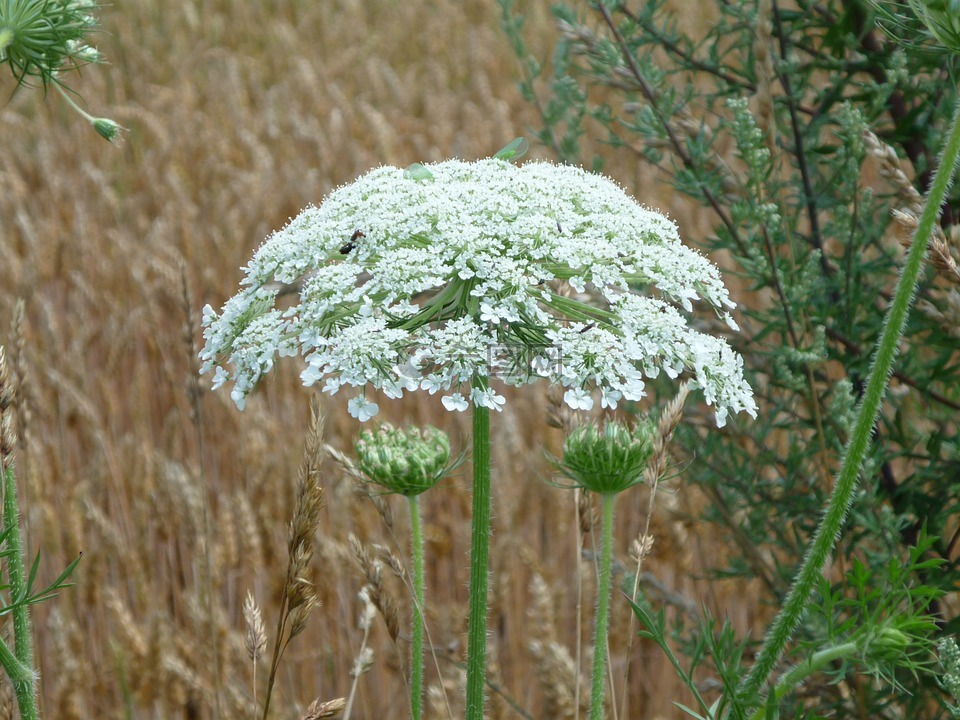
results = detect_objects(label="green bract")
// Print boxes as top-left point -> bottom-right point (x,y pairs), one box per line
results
558,420 -> 654,495
910,0 -> 960,51
355,424 -> 451,496
0,0 -> 102,88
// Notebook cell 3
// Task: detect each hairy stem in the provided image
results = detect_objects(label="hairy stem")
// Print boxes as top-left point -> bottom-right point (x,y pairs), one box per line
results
408,495 -> 425,720
2,463 -> 40,720
748,642 -> 858,720
738,89 -> 960,706
465,376 -> 492,720
590,493 -> 616,720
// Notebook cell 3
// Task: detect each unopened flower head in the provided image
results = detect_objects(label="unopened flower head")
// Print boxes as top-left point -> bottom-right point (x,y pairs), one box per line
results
355,424 -> 452,496
558,420 -> 655,495
200,157 -> 757,425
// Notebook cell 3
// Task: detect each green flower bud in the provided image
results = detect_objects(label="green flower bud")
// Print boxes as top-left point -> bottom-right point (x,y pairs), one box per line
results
355,424 -> 452,496
558,420 -> 655,495
875,627 -> 909,653
92,117 -> 124,143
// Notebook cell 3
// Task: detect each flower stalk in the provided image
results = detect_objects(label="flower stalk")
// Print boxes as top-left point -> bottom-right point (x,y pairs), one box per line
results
355,423 -> 455,719
408,495 -> 425,720
0,348 -> 39,720
738,88 -> 960,706
590,493 -> 616,720
465,376 -> 492,720
554,419 -> 655,718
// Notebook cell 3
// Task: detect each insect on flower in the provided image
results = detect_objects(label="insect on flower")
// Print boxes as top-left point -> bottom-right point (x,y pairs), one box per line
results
340,229 -> 365,255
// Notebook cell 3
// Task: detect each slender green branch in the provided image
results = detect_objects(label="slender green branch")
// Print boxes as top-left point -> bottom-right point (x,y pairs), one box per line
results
590,493 -> 616,720
465,376 -> 492,720
738,89 -> 960,706
0,634 -> 31,685
408,495 -> 425,720
2,463 -> 40,720
748,642 -> 858,720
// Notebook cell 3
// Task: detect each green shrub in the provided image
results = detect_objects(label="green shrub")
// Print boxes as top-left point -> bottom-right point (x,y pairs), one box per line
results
503,0 -> 960,716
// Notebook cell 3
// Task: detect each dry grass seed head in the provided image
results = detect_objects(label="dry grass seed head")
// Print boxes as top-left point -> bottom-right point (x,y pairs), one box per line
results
9,300 -> 30,454
630,534 -> 656,565
0,348 -> 17,472
242,591 -> 267,662
289,594 -> 322,640
864,128 -> 959,282
302,696 -> 347,719
286,398 -> 326,616
545,383 -> 575,431
234,489 -> 266,567
645,382 -> 690,486
373,542 -> 407,581
348,533 -> 401,643
350,646 -> 375,678
525,571 -> 587,719
578,489 -> 595,535
290,400 -> 326,556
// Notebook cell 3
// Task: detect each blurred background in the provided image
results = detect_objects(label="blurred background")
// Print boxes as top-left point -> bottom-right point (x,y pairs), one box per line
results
0,0 -> 764,717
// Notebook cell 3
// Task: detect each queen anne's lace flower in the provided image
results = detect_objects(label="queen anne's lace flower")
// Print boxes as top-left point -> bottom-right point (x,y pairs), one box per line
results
200,158 -> 756,425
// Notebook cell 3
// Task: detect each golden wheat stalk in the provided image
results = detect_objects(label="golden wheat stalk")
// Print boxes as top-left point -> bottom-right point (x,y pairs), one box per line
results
260,398 -> 326,720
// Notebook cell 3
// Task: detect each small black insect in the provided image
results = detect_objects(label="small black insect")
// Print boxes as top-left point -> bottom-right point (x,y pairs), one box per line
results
556,220 -> 563,233
340,229 -> 365,254
579,322 -> 596,333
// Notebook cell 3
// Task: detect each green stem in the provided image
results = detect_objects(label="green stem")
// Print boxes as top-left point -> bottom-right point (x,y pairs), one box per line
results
590,493 -> 616,720
0,617 -> 32,685
2,463 -> 40,720
408,495 -> 425,720
465,376 -> 492,720
747,642 -> 857,720
53,83 -> 96,123
738,90 -> 960,706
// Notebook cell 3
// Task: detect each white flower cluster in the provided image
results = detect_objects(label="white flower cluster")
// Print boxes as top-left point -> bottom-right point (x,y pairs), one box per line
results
200,158 -> 756,425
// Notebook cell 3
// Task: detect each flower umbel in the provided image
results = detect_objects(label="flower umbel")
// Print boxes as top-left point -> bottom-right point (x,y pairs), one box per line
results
355,424 -> 454,496
201,157 -> 756,424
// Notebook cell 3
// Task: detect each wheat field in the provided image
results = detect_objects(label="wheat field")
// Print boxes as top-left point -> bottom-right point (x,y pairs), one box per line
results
0,1 -> 763,717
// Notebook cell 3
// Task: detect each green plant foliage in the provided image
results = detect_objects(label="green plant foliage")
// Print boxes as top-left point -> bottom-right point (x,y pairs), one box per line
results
504,0 -> 960,715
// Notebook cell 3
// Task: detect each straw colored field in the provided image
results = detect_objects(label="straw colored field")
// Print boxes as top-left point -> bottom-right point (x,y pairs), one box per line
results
0,0 -> 762,717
